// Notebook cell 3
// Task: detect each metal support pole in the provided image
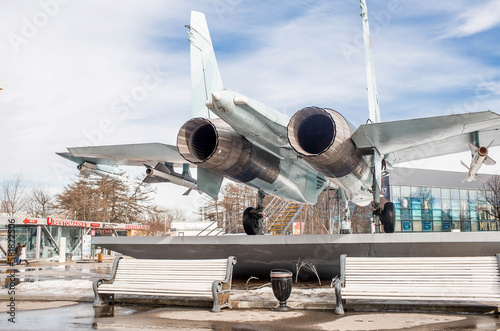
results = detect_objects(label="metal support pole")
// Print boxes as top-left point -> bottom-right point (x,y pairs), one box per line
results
81,228 -> 84,261
42,226 -> 59,253
372,149 -> 383,233
36,225 -> 41,259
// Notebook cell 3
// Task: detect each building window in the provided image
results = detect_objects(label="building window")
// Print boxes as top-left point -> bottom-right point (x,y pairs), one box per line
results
393,183 -> 497,233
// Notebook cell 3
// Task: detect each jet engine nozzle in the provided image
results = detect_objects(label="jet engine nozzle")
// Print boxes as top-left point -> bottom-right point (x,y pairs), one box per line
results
287,107 -> 367,179
177,118 -> 280,184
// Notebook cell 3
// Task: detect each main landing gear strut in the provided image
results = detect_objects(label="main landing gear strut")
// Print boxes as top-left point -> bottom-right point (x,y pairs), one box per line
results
372,201 -> 395,233
371,154 -> 395,233
243,190 -> 265,235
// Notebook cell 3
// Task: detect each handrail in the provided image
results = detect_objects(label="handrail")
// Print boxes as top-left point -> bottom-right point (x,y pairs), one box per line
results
196,220 -> 218,236
266,201 -> 303,235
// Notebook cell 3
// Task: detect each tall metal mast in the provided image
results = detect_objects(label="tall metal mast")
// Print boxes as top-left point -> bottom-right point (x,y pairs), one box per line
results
359,0 -> 381,123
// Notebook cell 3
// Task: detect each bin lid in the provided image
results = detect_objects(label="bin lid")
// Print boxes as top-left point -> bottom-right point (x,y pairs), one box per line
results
270,269 -> 292,277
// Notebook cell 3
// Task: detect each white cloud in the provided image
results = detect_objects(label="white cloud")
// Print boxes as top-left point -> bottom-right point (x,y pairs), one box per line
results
443,0 -> 500,38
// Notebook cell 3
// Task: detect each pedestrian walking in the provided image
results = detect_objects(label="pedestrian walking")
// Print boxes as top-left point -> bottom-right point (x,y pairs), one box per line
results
19,245 -> 29,265
14,243 -> 22,264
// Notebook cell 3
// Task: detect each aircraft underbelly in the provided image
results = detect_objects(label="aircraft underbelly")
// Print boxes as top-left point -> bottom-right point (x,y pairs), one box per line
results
247,159 -> 327,205
330,170 -> 372,207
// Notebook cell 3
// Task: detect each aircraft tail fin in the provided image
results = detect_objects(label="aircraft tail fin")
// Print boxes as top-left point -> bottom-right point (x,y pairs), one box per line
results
187,11 -> 223,118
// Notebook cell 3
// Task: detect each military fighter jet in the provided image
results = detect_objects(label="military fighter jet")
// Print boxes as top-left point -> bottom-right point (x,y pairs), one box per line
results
58,7 -> 500,235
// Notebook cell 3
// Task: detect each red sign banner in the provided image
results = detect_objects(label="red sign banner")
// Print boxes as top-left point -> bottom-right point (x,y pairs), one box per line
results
23,218 -> 37,224
49,219 -> 87,227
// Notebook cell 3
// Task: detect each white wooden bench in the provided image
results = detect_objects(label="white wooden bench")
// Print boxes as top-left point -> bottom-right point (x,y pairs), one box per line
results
334,254 -> 500,314
93,256 -> 237,312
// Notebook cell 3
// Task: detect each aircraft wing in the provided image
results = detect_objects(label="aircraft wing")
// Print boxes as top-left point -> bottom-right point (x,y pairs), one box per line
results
351,111 -> 500,164
57,143 -> 187,167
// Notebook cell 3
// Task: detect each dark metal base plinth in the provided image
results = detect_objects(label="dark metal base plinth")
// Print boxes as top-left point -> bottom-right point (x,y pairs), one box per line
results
273,304 -> 293,312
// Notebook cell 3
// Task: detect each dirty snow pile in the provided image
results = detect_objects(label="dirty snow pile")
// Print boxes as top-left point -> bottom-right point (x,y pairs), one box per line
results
17,279 -> 93,297
232,286 -> 334,303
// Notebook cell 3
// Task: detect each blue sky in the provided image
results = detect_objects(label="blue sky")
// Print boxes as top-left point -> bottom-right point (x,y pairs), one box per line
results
0,0 -> 499,213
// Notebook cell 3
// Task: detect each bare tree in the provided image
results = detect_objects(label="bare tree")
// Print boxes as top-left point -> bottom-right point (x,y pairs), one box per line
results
351,204 -> 372,233
1,174 -> 26,216
56,175 -> 154,223
123,176 -> 156,223
24,185 -> 54,218
479,175 -> 500,220
56,176 -> 97,221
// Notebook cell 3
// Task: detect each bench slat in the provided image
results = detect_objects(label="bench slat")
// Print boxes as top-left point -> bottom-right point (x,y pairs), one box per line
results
99,290 -> 213,298
345,257 -> 496,261
341,295 -> 500,302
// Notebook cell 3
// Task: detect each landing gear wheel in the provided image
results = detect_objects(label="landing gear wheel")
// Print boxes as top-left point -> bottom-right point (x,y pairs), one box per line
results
381,202 -> 395,233
243,207 -> 261,235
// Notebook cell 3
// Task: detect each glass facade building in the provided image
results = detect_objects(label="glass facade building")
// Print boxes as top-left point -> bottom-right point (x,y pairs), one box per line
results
0,217 -> 144,261
390,168 -> 499,233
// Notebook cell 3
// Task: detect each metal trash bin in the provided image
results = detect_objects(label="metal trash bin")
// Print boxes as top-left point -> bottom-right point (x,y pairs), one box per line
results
270,269 -> 293,311
97,253 -> 103,262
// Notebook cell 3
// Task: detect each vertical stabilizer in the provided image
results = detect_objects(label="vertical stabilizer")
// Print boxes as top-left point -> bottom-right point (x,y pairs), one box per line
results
359,0 -> 381,123
187,11 -> 223,118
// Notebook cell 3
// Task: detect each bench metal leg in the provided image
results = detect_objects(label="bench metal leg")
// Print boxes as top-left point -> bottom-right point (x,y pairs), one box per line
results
333,277 -> 344,315
94,293 -> 114,307
212,281 -> 222,312
93,257 -> 123,307
93,279 -> 103,307
211,257 -> 237,312
93,279 -> 115,307
212,281 -> 232,312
